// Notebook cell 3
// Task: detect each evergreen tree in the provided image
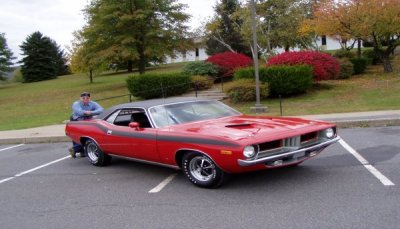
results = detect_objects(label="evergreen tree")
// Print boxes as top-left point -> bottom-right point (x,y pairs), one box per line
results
0,33 -> 15,81
76,0 -> 191,74
205,0 -> 250,56
19,31 -> 68,82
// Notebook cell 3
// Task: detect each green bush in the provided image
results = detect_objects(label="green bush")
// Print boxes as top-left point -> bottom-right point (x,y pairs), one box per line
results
337,60 -> 354,79
225,79 -> 268,103
182,61 -> 220,77
333,49 -> 355,59
350,57 -> 368,74
191,75 -> 214,90
362,49 -> 380,65
234,65 -> 313,97
126,72 -> 191,99
265,65 -> 313,96
233,67 -> 268,82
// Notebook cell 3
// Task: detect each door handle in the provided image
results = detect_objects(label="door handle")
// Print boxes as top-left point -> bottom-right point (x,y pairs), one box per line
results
107,130 -> 112,135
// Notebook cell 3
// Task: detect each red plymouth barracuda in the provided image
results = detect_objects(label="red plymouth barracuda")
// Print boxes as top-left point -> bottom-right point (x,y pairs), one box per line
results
65,97 -> 340,188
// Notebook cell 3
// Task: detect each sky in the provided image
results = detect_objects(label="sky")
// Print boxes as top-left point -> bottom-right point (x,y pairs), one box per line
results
0,0 -> 217,62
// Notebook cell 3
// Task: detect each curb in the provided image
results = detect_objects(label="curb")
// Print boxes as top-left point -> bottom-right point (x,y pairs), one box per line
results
334,118 -> 400,129
0,136 -> 70,145
0,119 -> 399,145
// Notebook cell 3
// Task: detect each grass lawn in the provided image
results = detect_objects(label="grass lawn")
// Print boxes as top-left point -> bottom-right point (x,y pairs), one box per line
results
1,60 -> 399,130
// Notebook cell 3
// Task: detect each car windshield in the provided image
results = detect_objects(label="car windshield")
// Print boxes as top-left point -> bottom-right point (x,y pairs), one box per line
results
148,100 -> 241,128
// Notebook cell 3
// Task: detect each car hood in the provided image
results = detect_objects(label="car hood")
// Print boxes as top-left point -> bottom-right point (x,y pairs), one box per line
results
167,115 -> 334,144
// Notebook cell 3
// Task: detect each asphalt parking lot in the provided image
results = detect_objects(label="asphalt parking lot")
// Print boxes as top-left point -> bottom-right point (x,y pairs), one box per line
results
0,126 -> 399,229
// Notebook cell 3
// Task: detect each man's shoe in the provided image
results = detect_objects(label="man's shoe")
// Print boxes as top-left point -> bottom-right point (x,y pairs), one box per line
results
80,152 -> 86,158
69,148 -> 76,158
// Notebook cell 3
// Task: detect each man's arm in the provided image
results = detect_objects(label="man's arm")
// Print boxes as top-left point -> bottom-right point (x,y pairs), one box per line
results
90,101 -> 104,115
72,101 -> 85,117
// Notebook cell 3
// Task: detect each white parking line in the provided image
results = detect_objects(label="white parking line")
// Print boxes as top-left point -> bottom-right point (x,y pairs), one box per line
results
0,156 -> 70,185
0,144 -> 25,152
149,173 -> 177,193
339,139 -> 395,186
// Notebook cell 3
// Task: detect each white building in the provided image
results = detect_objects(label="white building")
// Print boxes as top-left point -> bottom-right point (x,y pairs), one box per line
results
165,36 -> 360,64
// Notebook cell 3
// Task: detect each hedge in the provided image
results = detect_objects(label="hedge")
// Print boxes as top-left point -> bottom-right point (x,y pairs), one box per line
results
191,75 -> 214,90
350,57 -> 368,75
126,72 -> 191,99
267,51 -> 340,81
233,65 -> 313,96
182,61 -> 220,77
206,52 -> 253,78
225,79 -> 269,103
337,60 -> 354,79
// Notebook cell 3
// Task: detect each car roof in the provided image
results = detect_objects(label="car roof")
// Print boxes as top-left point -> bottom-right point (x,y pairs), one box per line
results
96,97 -> 213,119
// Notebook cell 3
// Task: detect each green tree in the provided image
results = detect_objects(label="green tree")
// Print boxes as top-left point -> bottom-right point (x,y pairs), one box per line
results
77,0 -> 191,74
257,0 -> 314,52
205,0 -> 251,56
20,31 -> 68,82
0,33 -> 15,81
70,31 -> 106,83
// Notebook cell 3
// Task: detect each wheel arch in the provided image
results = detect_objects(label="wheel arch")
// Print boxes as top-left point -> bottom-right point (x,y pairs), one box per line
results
175,148 -> 224,171
79,136 -> 103,151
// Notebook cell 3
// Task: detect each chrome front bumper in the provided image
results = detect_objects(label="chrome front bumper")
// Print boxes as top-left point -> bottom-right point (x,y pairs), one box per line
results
238,136 -> 341,167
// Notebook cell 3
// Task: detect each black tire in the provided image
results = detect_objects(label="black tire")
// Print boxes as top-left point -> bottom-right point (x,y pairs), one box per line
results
84,139 -> 111,166
182,152 -> 227,188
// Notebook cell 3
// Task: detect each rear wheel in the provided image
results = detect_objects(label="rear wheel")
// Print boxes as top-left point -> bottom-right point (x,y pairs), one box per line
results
84,139 -> 111,166
182,152 -> 227,188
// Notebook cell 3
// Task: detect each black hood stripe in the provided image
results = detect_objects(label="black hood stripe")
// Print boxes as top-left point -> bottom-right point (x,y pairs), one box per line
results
68,122 -> 240,147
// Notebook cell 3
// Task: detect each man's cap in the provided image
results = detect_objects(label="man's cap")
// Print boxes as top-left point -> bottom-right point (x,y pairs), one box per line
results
80,92 -> 91,97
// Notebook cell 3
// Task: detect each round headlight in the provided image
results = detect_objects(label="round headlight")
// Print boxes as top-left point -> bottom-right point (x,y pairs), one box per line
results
325,128 -> 335,138
243,146 -> 256,158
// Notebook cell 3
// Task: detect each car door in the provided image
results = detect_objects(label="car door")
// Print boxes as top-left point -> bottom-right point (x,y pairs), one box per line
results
102,108 -> 159,162
128,110 -> 159,161
100,109 -> 133,155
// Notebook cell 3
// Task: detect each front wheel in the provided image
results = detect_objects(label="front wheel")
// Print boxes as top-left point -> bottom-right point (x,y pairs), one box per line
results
182,152 -> 227,188
84,139 -> 111,166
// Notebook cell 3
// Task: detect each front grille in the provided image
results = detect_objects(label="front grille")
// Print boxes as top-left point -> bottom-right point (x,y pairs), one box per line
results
256,131 -> 320,159
259,140 -> 282,152
285,136 -> 300,148
301,132 -> 317,142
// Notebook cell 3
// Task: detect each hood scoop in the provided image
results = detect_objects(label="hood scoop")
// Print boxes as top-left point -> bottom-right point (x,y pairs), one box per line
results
225,123 -> 252,128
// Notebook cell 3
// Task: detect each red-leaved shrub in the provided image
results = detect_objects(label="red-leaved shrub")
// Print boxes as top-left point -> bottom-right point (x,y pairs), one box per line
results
206,52 -> 253,78
266,51 -> 340,81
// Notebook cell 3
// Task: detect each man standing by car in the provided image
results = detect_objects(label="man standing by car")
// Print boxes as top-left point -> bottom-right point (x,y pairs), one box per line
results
69,92 -> 104,158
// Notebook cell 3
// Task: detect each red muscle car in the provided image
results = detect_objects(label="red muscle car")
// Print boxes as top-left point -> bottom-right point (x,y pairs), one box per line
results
65,97 -> 340,188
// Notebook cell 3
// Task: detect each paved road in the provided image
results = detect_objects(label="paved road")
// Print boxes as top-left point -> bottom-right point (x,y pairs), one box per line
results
0,127 -> 399,229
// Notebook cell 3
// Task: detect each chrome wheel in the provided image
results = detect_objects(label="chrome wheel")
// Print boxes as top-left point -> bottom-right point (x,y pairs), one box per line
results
86,141 -> 99,164
84,139 -> 111,166
182,152 -> 228,188
188,155 -> 215,182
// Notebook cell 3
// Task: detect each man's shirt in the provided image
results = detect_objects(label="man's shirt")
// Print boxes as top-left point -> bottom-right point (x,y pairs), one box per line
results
72,100 -> 104,120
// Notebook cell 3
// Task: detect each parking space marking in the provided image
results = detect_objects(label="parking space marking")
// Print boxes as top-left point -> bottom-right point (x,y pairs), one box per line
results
149,173 -> 177,193
0,156 -> 70,185
0,144 -> 25,152
339,139 -> 395,186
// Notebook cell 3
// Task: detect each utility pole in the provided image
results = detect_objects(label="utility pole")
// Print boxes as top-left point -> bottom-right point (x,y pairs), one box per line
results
249,0 -> 267,113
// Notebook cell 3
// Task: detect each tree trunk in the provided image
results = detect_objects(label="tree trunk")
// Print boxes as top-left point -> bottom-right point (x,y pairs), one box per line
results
89,69 -> 93,83
127,60 -> 133,73
374,45 -> 394,73
381,56 -> 393,73
137,44 -> 146,75
138,53 -> 146,75
357,39 -> 361,58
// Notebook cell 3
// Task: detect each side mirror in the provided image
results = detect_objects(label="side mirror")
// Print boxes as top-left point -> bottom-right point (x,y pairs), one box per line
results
129,122 -> 140,130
